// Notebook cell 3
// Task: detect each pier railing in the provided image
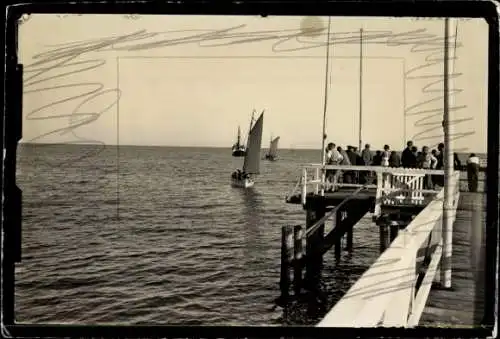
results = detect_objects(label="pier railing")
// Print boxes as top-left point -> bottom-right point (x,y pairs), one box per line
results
285,164 -> 446,212
316,170 -> 461,327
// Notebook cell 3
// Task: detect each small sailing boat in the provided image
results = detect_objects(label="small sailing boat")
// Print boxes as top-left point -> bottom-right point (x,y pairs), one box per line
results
265,136 -> 280,161
231,110 -> 264,188
231,126 -> 246,157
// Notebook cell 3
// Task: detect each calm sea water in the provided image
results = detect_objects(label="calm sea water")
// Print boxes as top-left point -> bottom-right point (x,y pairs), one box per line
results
14,144 -> 488,326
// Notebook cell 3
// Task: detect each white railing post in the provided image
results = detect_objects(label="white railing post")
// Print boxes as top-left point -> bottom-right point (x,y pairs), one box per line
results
315,166 -> 320,195
301,168 -> 307,206
374,171 -> 383,217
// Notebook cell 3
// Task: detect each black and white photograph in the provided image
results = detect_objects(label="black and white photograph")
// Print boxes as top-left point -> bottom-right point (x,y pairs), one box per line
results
9,12 -> 496,328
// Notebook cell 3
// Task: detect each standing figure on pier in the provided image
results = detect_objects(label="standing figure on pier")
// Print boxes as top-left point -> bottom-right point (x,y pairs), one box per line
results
380,145 -> 391,189
389,150 -> 401,168
325,142 -> 342,191
454,152 -> 462,170
354,146 -> 364,183
381,145 -> 391,167
410,146 -> 419,168
373,150 -> 382,166
401,141 -> 414,168
431,149 -> 440,188
434,143 -> 445,187
337,146 -> 351,184
466,153 -> 480,192
346,146 -> 358,184
361,144 -> 373,165
418,146 -> 438,189
436,143 -> 445,168
360,144 -> 373,184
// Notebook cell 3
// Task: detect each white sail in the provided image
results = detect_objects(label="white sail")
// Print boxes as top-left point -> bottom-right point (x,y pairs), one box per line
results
268,136 -> 280,157
243,113 -> 264,174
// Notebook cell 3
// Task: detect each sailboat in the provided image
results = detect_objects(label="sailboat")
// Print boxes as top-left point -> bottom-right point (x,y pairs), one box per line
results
231,110 -> 264,188
231,126 -> 246,157
265,136 -> 280,161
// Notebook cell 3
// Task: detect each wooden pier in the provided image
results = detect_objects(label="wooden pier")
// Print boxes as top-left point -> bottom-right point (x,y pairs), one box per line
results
418,192 -> 486,327
278,164 -> 485,327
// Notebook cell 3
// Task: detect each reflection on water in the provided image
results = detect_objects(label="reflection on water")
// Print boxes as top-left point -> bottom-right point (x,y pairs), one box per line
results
240,188 -> 265,267
17,145 -> 384,325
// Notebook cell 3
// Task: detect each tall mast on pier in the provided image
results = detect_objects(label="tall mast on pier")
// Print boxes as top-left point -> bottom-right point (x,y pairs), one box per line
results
358,28 -> 364,151
442,17 -> 454,288
320,16 -> 332,196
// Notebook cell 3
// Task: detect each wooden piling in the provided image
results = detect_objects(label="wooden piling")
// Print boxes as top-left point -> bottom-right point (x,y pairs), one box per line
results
346,229 -> 353,251
379,224 -> 390,253
304,205 -> 326,291
335,236 -> 341,260
293,225 -> 305,295
335,209 -> 345,258
340,210 -> 353,251
280,225 -> 294,297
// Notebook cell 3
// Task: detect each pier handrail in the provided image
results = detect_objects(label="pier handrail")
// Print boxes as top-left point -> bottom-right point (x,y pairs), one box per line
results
305,186 -> 367,238
286,164 -> 446,208
317,170 -> 461,328
305,163 -> 446,175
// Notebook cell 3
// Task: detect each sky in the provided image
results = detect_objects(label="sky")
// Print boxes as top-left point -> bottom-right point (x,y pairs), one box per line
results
19,14 -> 488,152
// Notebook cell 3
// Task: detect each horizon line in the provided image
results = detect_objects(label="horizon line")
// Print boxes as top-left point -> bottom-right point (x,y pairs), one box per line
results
18,142 -> 487,153
19,141 -> 322,151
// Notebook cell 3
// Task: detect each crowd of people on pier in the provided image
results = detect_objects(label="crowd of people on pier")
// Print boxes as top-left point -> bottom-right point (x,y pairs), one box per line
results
323,140 -> 481,192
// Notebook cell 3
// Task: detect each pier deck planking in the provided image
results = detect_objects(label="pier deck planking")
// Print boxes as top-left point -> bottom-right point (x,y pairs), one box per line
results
419,192 -> 487,327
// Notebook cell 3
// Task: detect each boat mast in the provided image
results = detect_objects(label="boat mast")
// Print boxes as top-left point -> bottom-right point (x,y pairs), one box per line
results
358,28 -> 364,151
237,126 -> 241,146
320,16 -> 332,196
246,110 -> 255,148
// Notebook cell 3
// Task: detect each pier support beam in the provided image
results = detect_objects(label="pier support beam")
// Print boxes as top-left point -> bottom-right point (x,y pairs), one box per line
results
379,225 -> 390,253
377,213 -> 413,253
345,229 -> 353,252
334,237 -> 341,260
335,210 -> 349,259
322,200 -> 372,257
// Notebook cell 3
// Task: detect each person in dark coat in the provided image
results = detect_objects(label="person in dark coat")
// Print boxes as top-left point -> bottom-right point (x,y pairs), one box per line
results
354,147 -> 364,165
401,141 -> 414,168
353,146 -> 364,184
436,143 -> 445,169
360,144 -> 373,184
346,146 -> 358,184
389,150 -> 401,167
467,153 -> 480,192
410,146 -> 419,168
454,152 -> 462,170
361,144 -> 373,165
431,149 -> 440,187
373,150 -> 382,166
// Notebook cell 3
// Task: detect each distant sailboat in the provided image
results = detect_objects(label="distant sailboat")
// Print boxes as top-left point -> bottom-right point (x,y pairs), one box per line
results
231,110 -> 264,188
265,136 -> 280,161
231,126 -> 246,157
